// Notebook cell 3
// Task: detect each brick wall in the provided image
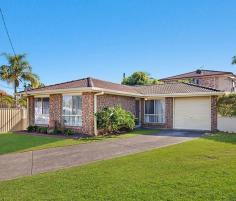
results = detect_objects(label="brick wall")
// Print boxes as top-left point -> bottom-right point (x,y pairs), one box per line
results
141,97 -> 173,129
211,96 -> 217,131
27,96 -> 34,125
49,94 -> 62,128
198,77 -> 218,89
82,92 -> 95,135
97,94 -> 136,115
165,97 -> 173,128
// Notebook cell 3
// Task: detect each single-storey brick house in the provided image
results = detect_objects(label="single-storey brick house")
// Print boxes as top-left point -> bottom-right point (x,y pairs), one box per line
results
19,77 -> 223,135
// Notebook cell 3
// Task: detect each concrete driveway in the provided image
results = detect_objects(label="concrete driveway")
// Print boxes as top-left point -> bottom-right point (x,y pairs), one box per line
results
0,130 -> 203,181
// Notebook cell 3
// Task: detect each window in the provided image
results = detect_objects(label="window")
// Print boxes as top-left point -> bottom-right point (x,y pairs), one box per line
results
192,78 -> 199,85
35,98 -> 49,124
62,96 -> 82,126
144,99 -> 165,123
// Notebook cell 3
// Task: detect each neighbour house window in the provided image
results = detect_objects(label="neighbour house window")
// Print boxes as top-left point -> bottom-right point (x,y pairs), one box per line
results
62,96 -> 82,126
35,98 -> 49,125
192,78 -> 199,85
144,99 -> 165,123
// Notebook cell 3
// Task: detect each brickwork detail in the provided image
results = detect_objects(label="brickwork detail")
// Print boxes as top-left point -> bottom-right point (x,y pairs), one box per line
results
165,97 -> 173,128
97,94 -> 136,115
82,92 -> 95,135
28,96 -> 35,125
211,96 -> 218,131
198,77 -> 218,89
49,94 -> 62,128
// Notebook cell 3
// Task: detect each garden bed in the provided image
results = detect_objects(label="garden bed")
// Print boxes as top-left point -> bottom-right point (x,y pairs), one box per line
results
16,130 -> 92,139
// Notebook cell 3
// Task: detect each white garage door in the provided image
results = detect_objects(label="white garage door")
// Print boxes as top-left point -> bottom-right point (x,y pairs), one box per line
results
174,97 -> 211,130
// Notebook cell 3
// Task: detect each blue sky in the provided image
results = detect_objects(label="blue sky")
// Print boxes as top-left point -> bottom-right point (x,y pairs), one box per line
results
1,0 -> 236,94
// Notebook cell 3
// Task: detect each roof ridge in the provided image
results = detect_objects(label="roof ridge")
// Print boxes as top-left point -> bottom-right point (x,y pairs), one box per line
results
25,77 -> 89,92
90,77 -> 136,88
183,82 -> 221,92
160,69 -> 235,80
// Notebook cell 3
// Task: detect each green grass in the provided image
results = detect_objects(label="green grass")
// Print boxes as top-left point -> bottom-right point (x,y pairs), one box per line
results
0,132 -> 235,201
0,129 -> 159,155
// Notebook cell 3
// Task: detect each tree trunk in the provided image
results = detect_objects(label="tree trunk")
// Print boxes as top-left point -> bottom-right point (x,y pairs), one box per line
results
14,80 -> 17,107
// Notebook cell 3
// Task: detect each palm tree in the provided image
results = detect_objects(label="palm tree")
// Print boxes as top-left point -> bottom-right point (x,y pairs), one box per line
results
0,95 -> 14,108
0,53 -> 41,102
232,56 -> 236,64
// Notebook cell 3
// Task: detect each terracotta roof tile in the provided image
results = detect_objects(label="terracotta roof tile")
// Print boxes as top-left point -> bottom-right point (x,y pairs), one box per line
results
135,82 -> 220,95
23,77 -> 220,95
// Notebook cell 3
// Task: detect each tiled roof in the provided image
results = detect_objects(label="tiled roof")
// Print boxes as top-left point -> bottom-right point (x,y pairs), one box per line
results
135,82 -> 220,95
23,77 -> 221,96
160,69 -> 236,81
24,77 -> 139,94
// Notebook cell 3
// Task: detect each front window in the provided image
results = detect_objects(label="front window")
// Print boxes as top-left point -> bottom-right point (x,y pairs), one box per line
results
62,96 -> 82,126
35,97 -> 49,124
144,99 -> 165,123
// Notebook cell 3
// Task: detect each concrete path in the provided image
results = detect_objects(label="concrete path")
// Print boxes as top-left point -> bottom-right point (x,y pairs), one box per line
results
0,130 -> 203,181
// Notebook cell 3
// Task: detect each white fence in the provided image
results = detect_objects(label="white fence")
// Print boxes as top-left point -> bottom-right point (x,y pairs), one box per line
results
0,108 -> 28,133
218,116 -> 236,133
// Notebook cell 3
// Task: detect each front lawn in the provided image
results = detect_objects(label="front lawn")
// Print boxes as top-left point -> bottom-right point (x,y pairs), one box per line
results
0,132 -> 235,200
0,129 -> 159,155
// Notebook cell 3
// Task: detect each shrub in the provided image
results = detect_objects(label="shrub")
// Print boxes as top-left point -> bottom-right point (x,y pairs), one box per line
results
64,128 -> 74,136
53,129 -> 62,135
27,125 -> 38,132
217,94 -> 236,117
34,126 -> 48,134
27,125 -> 35,132
39,127 -> 48,134
95,106 -> 135,134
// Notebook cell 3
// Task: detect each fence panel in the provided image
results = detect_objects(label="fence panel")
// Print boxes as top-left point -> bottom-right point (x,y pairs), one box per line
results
0,108 -> 27,133
218,116 -> 236,133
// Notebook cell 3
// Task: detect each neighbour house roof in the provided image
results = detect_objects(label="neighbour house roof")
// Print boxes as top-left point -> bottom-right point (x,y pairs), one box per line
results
0,89 -> 7,96
160,69 -> 236,81
19,77 -> 223,97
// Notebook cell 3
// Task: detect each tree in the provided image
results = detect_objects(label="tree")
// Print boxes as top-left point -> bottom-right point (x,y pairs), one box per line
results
0,95 -> 14,107
0,95 -> 26,108
0,53 -> 41,102
122,71 -> 160,86
217,94 -> 236,117
232,56 -> 236,65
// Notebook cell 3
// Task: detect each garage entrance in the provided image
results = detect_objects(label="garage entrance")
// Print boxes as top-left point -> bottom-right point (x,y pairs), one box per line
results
173,97 -> 211,130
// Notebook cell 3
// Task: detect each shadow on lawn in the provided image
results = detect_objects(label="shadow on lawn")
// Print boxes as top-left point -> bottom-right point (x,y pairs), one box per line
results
203,133 -> 236,145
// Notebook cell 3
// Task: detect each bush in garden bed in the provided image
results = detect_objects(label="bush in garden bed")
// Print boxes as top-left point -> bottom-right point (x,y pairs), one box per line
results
95,106 -> 135,135
27,125 -> 38,132
64,128 -> 74,136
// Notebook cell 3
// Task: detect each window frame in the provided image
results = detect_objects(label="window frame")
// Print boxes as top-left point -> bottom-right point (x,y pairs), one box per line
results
34,97 -> 50,125
62,95 -> 82,127
144,99 -> 165,123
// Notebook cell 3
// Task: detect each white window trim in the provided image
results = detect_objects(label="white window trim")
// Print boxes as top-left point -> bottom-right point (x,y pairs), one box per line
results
62,95 -> 82,127
144,99 -> 165,124
34,97 -> 49,125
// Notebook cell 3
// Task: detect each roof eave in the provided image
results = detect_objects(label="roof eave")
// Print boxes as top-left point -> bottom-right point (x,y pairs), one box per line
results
143,91 -> 224,98
18,87 -> 141,97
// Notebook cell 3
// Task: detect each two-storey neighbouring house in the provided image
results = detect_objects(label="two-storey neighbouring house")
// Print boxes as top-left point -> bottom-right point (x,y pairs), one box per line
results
160,69 -> 236,92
